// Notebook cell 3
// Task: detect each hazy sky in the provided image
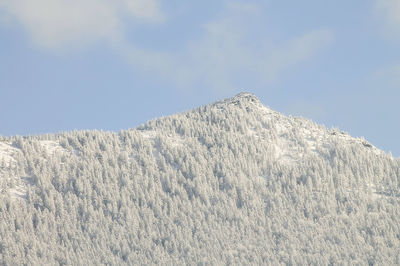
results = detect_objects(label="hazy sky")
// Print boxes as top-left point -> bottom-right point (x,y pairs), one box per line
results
1,0 -> 399,156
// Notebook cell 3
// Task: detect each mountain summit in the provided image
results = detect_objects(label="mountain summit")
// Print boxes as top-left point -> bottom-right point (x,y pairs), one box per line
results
220,92 -> 262,105
1,93 -> 399,265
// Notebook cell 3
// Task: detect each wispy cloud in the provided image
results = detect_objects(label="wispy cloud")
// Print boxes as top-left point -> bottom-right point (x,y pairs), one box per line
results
119,2 -> 334,92
0,0 -> 333,92
374,0 -> 400,37
372,1 -> 400,91
0,0 -> 164,50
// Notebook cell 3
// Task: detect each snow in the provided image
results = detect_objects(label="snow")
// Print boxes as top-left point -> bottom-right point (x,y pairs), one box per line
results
1,93 -> 391,204
242,101 -> 385,167
367,183 -> 382,200
1,140 -> 69,201
10,183 -> 27,200
0,142 -> 19,167
140,129 -> 185,161
1,92 -> 399,264
39,140 -> 65,156
0,141 -> 24,200
141,130 -> 157,140
217,93 -> 388,170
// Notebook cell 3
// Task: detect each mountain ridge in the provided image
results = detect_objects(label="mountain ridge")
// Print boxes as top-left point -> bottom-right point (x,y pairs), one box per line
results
0,93 -> 399,264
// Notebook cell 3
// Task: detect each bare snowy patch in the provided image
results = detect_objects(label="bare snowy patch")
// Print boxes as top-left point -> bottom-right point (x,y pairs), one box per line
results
1,140 -> 69,201
39,140 -> 66,156
0,142 -> 19,168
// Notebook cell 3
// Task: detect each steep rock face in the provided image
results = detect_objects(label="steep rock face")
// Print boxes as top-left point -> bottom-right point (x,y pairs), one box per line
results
0,93 -> 399,265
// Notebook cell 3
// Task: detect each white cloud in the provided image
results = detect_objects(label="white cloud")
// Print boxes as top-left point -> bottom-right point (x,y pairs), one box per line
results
0,0 -> 333,92
119,2 -> 334,92
0,0 -> 164,50
122,0 -> 164,22
374,0 -> 400,35
263,30 -> 334,78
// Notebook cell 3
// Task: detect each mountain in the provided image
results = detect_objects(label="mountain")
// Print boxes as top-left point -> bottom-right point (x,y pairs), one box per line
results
0,92 -> 399,265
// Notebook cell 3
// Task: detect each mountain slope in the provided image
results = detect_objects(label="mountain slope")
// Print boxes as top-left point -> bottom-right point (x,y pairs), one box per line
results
1,93 -> 399,265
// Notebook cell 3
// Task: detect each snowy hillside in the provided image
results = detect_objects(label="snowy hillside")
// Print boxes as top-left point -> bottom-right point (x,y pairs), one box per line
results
0,93 -> 399,264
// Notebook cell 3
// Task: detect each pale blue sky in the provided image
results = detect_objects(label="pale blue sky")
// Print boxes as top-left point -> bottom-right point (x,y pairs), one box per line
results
0,0 -> 399,156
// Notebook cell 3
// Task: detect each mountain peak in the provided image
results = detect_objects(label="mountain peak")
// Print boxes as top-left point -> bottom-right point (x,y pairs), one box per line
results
214,92 -> 263,109
231,92 -> 260,104
1,92 -> 399,265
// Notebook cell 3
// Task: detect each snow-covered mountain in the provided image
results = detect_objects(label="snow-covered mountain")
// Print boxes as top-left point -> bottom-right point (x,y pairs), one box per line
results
1,93 -> 399,264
